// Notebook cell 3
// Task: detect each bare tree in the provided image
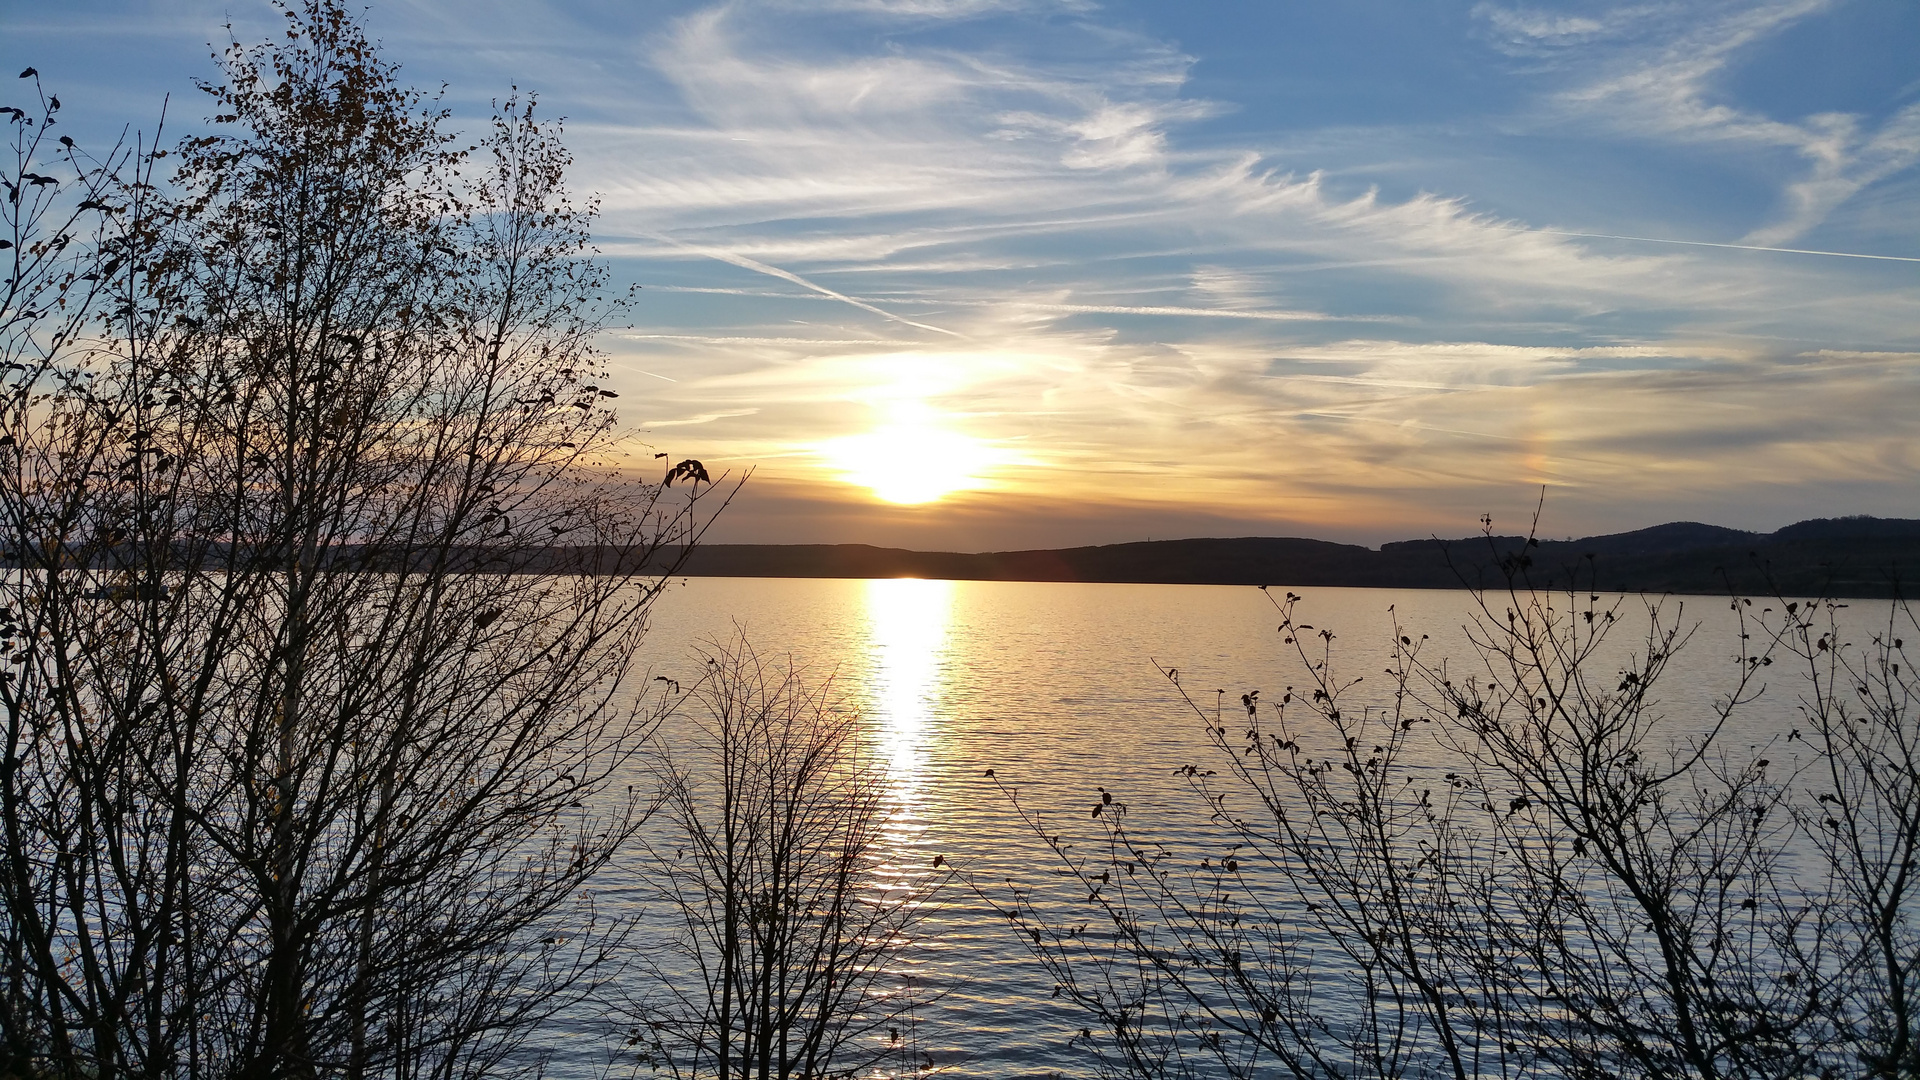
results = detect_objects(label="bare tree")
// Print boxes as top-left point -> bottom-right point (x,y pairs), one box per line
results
0,63 -> 165,1080
624,639 -> 946,1080
990,521 -> 1901,1080
0,5 -> 722,1078
1776,593 -> 1920,1079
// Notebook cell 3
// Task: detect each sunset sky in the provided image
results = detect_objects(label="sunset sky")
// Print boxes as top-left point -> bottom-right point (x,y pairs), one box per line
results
11,0 -> 1919,549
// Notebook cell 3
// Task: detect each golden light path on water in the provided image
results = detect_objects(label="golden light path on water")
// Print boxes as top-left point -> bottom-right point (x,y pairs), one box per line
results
859,577 -> 955,1063
613,578 -> 1839,1078
863,577 -> 954,814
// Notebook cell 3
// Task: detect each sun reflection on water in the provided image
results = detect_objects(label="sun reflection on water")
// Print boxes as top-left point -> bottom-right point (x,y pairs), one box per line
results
864,577 -> 954,808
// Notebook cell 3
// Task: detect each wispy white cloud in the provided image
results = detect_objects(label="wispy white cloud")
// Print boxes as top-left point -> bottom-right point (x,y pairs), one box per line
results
638,409 -> 762,427
576,0 -> 1920,535
17,0 -> 1916,540
622,332 -> 911,346
1472,3 -> 1617,51
1473,0 -> 1920,243
761,0 -> 1097,21
1753,101 -> 1920,245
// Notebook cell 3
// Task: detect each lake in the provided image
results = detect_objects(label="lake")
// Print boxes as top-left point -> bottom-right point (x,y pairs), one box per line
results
592,576 -> 1865,1078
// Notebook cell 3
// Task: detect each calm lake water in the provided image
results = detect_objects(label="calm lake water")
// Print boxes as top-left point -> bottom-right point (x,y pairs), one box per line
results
581,576 -> 1870,1078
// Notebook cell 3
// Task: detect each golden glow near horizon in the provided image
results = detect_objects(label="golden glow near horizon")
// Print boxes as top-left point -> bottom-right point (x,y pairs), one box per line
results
820,400 -> 1000,505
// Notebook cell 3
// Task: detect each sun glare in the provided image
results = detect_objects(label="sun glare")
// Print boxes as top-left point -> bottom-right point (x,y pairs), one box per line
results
822,405 -> 998,504
865,576 -> 953,793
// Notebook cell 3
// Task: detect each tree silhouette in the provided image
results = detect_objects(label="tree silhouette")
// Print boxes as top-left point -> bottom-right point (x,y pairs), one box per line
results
0,5 -> 722,1077
996,527 -> 1918,1079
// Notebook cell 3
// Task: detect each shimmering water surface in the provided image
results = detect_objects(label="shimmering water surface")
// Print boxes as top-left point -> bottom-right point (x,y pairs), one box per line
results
591,577 -> 1871,1078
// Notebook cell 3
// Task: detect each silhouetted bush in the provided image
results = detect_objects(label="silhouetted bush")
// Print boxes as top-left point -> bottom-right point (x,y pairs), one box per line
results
622,639 -> 948,1079
997,523 -> 1918,1080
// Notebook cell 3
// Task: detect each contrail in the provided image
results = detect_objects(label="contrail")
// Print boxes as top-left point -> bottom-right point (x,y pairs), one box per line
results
1542,230 -> 1920,263
925,297 -> 1345,321
642,234 -> 964,338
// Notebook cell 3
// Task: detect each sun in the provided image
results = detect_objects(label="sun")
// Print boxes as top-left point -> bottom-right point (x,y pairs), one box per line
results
821,406 -> 998,505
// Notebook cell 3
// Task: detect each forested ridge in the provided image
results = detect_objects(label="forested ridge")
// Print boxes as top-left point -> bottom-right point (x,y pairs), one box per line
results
657,516 -> 1920,597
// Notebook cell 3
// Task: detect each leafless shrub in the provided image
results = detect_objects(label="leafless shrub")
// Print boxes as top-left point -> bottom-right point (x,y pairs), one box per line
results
995,520 -> 1914,1080
623,638 -> 947,1080
1773,592 -> 1920,1079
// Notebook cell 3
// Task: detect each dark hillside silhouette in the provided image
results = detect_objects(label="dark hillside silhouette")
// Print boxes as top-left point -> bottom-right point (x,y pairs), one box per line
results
659,516 -> 1920,598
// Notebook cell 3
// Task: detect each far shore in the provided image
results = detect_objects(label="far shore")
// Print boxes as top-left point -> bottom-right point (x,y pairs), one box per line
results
654,516 -> 1920,599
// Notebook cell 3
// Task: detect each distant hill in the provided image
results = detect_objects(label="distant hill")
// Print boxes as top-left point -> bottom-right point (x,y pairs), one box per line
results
662,517 -> 1920,599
